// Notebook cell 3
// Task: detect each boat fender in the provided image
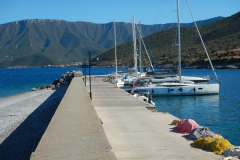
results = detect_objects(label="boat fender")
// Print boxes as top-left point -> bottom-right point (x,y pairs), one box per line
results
180,87 -> 183,92
152,89 -> 154,93
168,88 -> 170,93
193,87 -> 196,92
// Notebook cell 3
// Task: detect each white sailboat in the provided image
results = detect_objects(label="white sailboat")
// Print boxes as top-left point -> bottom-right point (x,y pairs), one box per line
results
116,16 -> 141,89
131,0 -> 219,96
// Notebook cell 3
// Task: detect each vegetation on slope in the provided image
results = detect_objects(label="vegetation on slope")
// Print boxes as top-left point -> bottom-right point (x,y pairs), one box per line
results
0,17 -> 223,68
0,52 -> 62,68
94,12 -> 240,68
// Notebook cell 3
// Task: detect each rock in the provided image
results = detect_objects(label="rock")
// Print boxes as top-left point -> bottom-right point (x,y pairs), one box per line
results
41,86 -> 47,89
47,84 -> 55,90
36,86 -> 41,89
56,83 -> 60,89
61,74 -> 67,79
59,78 -> 64,83
52,79 -> 60,86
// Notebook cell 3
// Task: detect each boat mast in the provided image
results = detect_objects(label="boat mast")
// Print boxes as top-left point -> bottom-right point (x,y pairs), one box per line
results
139,22 -> 142,77
132,16 -> 137,75
114,20 -> 118,78
177,0 -> 181,82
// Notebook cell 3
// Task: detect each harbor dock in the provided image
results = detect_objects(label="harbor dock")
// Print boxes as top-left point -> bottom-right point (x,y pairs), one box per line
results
31,72 -> 221,159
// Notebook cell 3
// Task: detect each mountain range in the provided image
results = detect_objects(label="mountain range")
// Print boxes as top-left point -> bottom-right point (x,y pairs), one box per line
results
0,16 -> 224,68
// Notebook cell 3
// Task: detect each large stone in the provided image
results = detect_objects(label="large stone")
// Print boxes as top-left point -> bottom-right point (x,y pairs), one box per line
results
36,86 -> 41,89
59,78 -> 64,83
52,79 -> 60,86
41,86 -> 47,89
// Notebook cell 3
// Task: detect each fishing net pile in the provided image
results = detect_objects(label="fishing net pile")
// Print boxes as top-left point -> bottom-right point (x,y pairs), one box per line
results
173,119 -> 199,133
193,137 -> 233,154
171,118 -> 237,158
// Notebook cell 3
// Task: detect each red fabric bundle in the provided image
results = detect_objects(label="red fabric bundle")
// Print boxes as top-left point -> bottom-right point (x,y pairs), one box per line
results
173,119 -> 199,133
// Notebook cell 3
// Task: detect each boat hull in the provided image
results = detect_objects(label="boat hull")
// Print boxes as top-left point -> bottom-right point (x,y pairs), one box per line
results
131,83 -> 219,96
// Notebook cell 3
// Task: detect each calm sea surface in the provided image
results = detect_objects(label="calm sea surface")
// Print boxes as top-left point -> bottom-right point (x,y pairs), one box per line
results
153,69 -> 240,146
0,68 -> 239,145
0,67 -> 128,98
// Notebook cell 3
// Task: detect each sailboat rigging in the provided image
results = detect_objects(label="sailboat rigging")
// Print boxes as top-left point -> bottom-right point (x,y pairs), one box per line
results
131,0 -> 220,96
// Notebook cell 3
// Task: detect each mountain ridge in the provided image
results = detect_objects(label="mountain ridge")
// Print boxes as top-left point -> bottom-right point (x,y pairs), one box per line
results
95,12 -> 240,68
0,16 -> 224,68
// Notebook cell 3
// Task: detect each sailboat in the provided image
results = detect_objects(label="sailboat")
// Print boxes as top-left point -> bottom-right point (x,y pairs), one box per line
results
131,0 -> 220,96
116,16 -> 143,90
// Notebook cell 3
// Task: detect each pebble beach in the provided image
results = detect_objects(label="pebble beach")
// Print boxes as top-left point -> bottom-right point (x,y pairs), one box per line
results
0,87 -> 68,160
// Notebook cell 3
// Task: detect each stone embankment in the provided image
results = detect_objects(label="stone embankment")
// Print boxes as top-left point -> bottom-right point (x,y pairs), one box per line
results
33,70 -> 77,91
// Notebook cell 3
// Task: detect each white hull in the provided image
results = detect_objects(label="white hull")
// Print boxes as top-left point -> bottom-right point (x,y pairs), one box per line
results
117,75 -> 210,90
131,83 -> 219,96
151,76 -> 210,84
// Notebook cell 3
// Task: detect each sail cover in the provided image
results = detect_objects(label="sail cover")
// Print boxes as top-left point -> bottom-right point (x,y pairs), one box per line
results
173,119 -> 199,133
188,126 -> 215,140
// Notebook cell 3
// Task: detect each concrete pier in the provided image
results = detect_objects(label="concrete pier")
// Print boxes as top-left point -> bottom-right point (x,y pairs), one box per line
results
87,78 -> 221,160
31,76 -> 116,159
31,75 -> 221,159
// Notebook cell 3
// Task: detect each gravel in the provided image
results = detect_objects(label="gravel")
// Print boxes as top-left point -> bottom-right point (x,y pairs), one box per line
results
0,87 -> 68,160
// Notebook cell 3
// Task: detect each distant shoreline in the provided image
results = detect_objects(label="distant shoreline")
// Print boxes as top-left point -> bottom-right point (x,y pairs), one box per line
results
92,64 -> 240,69
2,65 -> 240,69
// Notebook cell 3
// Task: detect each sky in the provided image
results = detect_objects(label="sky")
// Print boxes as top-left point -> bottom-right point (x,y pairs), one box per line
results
0,0 -> 240,25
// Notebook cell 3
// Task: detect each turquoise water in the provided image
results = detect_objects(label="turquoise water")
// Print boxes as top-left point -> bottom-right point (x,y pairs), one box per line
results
0,68 -> 239,146
154,69 -> 240,146
0,67 -> 127,98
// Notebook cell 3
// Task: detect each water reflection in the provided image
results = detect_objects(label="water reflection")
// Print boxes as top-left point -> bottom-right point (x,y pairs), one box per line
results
153,69 -> 240,146
154,95 -> 220,134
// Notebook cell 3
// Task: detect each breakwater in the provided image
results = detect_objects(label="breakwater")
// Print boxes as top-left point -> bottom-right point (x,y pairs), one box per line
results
31,72 -> 116,159
33,70 -> 76,90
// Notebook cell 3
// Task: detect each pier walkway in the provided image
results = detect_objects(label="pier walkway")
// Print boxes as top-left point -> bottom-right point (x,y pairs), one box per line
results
31,75 -> 221,159
86,78 -> 221,160
31,76 -> 116,159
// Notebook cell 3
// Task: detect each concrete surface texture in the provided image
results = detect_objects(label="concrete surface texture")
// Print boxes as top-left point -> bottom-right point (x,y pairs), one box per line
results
31,77 -> 116,160
74,71 -> 83,77
86,78 -> 222,160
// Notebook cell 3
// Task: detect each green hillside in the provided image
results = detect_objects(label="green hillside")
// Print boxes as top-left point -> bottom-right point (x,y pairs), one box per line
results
95,12 -> 240,68
0,17 -> 223,68
0,52 -> 61,68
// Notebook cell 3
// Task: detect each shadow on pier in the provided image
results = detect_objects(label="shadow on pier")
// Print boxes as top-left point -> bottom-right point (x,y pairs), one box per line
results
0,87 -> 68,160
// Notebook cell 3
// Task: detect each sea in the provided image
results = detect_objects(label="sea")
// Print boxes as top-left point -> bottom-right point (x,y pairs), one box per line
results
0,67 -> 239,146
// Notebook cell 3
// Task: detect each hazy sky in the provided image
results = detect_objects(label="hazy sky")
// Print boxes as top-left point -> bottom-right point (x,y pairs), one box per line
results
1,0 -> 240,25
